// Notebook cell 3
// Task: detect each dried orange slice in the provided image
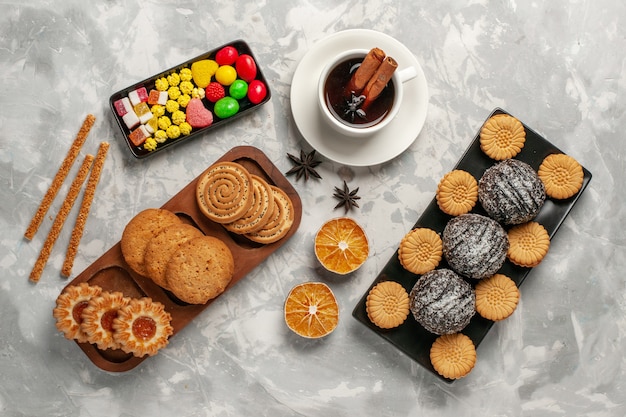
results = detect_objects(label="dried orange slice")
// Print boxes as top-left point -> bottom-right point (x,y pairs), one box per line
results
314,217 -> 369,275
284,282 -> 339,338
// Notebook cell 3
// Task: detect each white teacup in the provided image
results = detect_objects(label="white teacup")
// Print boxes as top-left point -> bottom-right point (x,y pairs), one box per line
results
317,49 -> 417,138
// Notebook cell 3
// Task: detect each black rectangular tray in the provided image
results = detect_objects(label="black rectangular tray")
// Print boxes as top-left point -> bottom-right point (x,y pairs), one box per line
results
352,108 -> 592,382
109,39 -> 271,158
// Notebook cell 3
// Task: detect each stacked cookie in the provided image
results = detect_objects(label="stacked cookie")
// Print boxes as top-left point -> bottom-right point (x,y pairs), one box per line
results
195,161 -> 295,244
120,208 -> 235,304
53,282 -> 173,357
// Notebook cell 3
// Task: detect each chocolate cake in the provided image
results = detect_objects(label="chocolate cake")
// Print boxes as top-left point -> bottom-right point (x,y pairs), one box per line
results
409,268 -> 475,335
442,213 -> 509,280
478,158 -> 546,225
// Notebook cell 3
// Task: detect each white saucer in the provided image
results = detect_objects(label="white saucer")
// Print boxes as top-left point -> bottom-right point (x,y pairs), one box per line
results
290,29 -> 429,166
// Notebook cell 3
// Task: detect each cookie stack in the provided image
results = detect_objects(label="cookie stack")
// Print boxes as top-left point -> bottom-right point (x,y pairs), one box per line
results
53,282 -> 173,357
120,208 -> 235,304
195,161 -> 295,244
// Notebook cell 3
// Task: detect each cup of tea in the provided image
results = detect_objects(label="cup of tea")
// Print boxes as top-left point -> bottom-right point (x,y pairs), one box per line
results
317,48 -> 417,137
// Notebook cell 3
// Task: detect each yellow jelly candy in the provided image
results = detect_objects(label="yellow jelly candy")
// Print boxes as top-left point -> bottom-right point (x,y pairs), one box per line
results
215,65 -> 237,86
191,59 -> 218,88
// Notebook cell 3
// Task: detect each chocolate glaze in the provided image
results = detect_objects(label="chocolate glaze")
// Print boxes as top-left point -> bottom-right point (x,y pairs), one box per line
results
409,268 -> 475,335
478,158 -> 546,225
442,213 -> 509,280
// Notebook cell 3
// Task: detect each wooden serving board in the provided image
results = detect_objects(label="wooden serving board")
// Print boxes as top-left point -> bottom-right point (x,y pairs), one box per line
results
64,146 -> 302,372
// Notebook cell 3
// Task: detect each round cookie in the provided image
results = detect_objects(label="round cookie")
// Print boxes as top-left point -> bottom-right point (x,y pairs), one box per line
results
121,208 -> 182,277
430,333 -> 476,379
366,281 -> 410,329
398,227 -> 442,275
538,153 -> 584,199
53,282 -> 102,343
112,297 -> 173,357
436,170 -> 478,216
224,174 -> 275,234
478,158 -> 546,225
507,221 -> 550,267
81,291 -> 131,350
245,185 -> 294,244
409,269 -> 475,335
475,273 -> 520,321
143,223 -> 205,290
442,213 -> 509,280
165,235 -> 235,304
479,113 -> 526,160
196,161 -> 254,224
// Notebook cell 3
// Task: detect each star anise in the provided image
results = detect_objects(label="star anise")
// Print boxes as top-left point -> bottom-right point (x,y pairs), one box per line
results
286,149 -> 322,181
333,181 -> 361,213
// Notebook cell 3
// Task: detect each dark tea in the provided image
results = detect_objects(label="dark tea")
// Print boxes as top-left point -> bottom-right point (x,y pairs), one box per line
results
323,57 -> 395,128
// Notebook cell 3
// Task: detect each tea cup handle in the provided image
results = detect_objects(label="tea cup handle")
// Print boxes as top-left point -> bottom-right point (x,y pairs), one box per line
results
397,66 -> 417,84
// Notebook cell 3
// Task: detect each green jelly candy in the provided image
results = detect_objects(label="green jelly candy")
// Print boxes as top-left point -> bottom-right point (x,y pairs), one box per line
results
229,80 -> 248,100
214,97 -> 240,119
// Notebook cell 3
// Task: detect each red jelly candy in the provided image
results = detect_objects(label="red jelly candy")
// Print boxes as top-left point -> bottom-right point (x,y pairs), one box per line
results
235,54 -> 257,83
205,82 -> 226,102
247,80 -> 267,104
215,46 -> 238,66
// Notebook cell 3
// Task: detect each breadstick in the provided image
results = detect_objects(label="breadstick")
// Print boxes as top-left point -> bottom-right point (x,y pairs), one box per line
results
24,114 -> 96,240
29,154 -> 94,283
61,142 -> 109,277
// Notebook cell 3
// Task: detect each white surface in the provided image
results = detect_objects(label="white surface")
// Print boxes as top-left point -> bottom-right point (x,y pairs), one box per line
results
291,29 -> 429,166
2,1 -> 625,416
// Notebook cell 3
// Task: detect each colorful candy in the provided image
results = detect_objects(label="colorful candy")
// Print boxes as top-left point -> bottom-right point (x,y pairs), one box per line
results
235,54 -> 257,83
186,98 -> 213,128
247,80 -> 267,104
215,46 -> 238,66
128,87 -> 148,106
215,65 -> 237,86
214,97 -> 239,119
205,82 -> 225,102
114,97 -> 133,117
115,44 -> 268,152
229,80 -> 248,100
191,59 -> 218,88
148,89 -> 168,105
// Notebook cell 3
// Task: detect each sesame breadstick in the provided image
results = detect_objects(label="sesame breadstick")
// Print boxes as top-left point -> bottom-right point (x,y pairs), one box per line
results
29,154 -> 94,283
61,142 -> 109,277
24,114 -> 96,240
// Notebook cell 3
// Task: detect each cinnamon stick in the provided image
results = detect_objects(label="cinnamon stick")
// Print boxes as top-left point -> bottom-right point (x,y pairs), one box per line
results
345,47 -> 385,95
361,56 -> 398,110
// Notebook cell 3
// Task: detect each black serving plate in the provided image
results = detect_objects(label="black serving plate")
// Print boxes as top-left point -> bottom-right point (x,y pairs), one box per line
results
109,40 -> 271,159
352,108 -> 592,382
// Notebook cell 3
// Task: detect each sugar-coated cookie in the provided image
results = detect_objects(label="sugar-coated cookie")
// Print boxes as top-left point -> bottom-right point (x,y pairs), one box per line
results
143,223 -> 204,290
165,236 -> 235,304
120,208 -> 182,277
